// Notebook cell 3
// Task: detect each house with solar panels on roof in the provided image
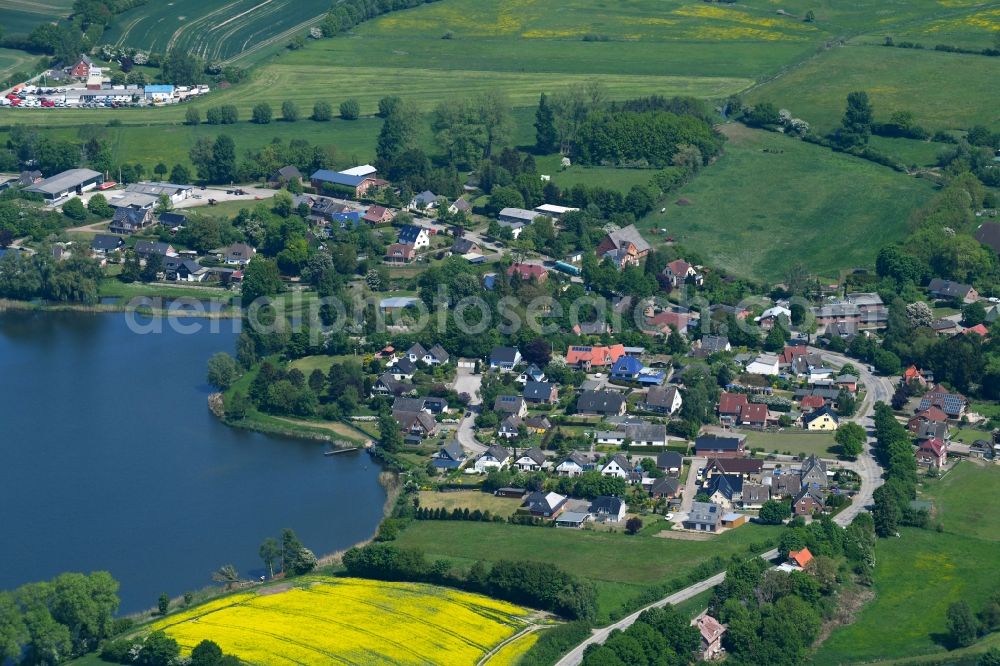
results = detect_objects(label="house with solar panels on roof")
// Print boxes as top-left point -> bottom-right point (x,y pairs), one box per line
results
917,384 -> 968,419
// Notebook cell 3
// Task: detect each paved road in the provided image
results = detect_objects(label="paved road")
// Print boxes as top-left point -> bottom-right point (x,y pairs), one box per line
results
452,367 -> 487,455
555,549 -> 779,666
556,349 -> 895,664
676,456 -> 706,520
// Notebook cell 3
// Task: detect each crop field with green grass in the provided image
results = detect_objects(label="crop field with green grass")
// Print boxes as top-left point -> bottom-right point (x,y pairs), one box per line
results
746,44 -> 1000,133
0,0 -> 74,35
813,463 -> 1000,664
394,519 -> 779,621
638,124 -> 938,280
103,0 -> 327,64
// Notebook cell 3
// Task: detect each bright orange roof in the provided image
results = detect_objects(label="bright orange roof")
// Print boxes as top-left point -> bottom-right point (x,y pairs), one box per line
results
789,548 -> 813,568
565,344 -> 626,366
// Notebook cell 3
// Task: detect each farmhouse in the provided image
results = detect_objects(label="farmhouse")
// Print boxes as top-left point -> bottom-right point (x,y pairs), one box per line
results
596,224 -> 650,268
26,169 -> 104,201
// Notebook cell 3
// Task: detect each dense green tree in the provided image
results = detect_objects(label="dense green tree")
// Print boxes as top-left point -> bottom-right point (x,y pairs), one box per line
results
207,352 -> 241,390
259,537 -> 281,578
252,102 -> 273,124
161,50 -> 203,86
61,197 -> 87,221
312,100 -> 332,121
136,631 -> 180,666
759,500 -> 792,524
281,100 -> 300,122
190,639 -> 224,666
241,256 -> 283,304
281,528 -> 317,576
170,163 -> 192,184
87,194 -> 113,218
534,93 -> 558,153
340,98 -> 361,120
835,422 -> 866,458
185,107 -> 200,126
947,601 -> 979,648
963,300 -> 987,327
157,593 -> 169,616
835,91 -> 874,148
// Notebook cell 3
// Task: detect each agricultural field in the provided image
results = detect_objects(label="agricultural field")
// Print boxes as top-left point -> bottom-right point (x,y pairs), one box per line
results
0,0 -> 74,36
148,576 -> 536,665
746,44 -> 1000,134
394,519 -> 779,621
637,124 -> 938,281
103,0 -> 327,64
813,463 -> 1000,664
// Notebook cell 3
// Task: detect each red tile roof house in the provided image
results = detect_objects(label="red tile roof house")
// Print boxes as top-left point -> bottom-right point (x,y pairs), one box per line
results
788,547 -> 814,569
780,345 -> 809,366
737,402 -> 770,429
647,311 -> 691,335
964,323 -> 989,337
718,392 -> 749,426
916,438 -> 948,469
663,259 -> 702,287
506,263 -> 548,283
565,344 -> 626,369
799,394 -> 826,412
384,243 -> 415,264
903,365 -> 929,386
693,614 -> 727,661
363,205 -> 394,225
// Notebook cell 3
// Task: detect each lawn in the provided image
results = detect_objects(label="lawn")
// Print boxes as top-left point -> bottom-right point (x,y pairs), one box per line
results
417,490 -> 524,516
746,43 -> 1000,133
812,527 -> 1000,665
744,430 -> 838,457
394,519 -> 779,618
98,278 -> 234,303
814,463 -> 1000,664
288,354 -> 361,375
923,461 -> 1000,542
638,124 -> 938,280
148,575 -> 535,665
536,155 -> 656,193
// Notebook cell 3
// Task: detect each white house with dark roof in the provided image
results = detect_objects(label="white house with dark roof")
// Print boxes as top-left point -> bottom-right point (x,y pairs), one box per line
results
513,447 -> 547,472
489,346 -> 522,371
398,224 -> 430,249
600,454 -> 633,479
474,445 -> 511,473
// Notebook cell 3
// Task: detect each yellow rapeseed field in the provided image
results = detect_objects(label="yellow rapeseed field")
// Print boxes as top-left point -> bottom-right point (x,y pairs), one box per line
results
148,577 -> 533,665
484,630 -> 541,666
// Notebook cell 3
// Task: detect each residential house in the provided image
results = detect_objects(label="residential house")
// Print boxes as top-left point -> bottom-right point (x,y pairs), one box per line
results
134,240 -> 176,258
813,302 -> 861,334
736,402 -> 770,429
916,438 -> 948,469
525,416 -> 552,434
522,491 -> 567,518
694,615 -> 727,661
932,318 -> 959,335
918,385 -> 968,419
516,364 -> 546,385
163,257 -> 209,283
522,381 -> 558,404
803,407 -> 839,431
846,292 -> 888,329
406,342 -> 449,365
108,207 -> 153,235
800,455 -> 829,490
384,243 -> 416,264
646,310 -> 691,336
555,452 -> 590,477
388,358 -> 417,381
513,447 -> 547,472
573,321 -> 612,336
497,415 -> 524,439
756,305 -> 792,329
772,473 -> 802,499
704,458 -> 763,480
600,454 -> 634,479
693,335 -> 731,358
498,207 -> 538,227
903,365 -> 930,386
706,474 -> 743,509
695,435 -> 747,458
780,345 -> 809,367
158,212 -> 187,229
268,165 -> 302,187
496,218 -> 527,239
742,484 -> 770,509
448,197 -> 472,216
506,262 -> 548,282
656,452 -> 683,476
596,224 -> 650,268
408,190 -> 440,211
746,353 -> 780,376
372,373 -> 408,397
565,344 -> 626,369
589,496 -> 628,523
928,278 -> 978,303
489,346 -> 522,371
474,445 -> 511,473
431,441 -> 467,470
330,211 -> 363,230
90,234 -> 124,255
610,355 -> 645,382
362,205 -> 394,225
576,390 -> 627,417
788,548 -> 814,569
663,258 -> 702,287
494,395 -> 529,418
650,476 -> 682,499
799,394 -> 827,413
835,374 -> 859,393
624,423 -> 667,447
452,237 -> 481,255
641,386 -> 682,415
70,55 -> 92,78
718,392 -> 749,426
915,420 -> 950,444
223,242 -> 256,266
683,502 -> 721,532
394,410 -> 437,439
793,488 -> 825,516
398,225 -> 430,250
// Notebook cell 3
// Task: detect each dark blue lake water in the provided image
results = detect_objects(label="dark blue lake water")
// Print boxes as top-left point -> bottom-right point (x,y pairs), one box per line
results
0,310 -> 386,613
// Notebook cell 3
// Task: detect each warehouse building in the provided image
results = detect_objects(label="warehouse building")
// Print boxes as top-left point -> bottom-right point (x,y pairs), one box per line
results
26,169 -> 104,201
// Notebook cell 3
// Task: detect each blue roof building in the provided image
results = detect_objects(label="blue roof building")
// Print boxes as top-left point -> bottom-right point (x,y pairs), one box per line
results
310,169 -> 368,188
331,211 -> 362,229
610,355 -> 645,381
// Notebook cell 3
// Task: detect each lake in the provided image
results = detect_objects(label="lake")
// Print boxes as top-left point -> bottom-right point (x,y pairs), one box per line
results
0,310 -> 386,613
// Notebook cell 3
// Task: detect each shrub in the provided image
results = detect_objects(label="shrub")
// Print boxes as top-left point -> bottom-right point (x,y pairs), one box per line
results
340,98 -> 360,120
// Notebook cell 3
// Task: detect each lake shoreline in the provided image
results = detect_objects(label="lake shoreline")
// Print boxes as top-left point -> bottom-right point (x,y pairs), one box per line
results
0,297 -> 241,319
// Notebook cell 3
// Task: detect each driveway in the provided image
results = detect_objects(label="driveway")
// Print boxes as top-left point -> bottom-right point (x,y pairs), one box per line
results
452,367 -> 486,455
675,456 -> 706,523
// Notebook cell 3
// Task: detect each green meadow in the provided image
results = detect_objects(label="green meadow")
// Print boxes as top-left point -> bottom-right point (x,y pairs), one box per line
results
747,44 -> 1000,133
637,125 -> 937,281
0,0 -> 75,35
814,463 -> 1000,664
